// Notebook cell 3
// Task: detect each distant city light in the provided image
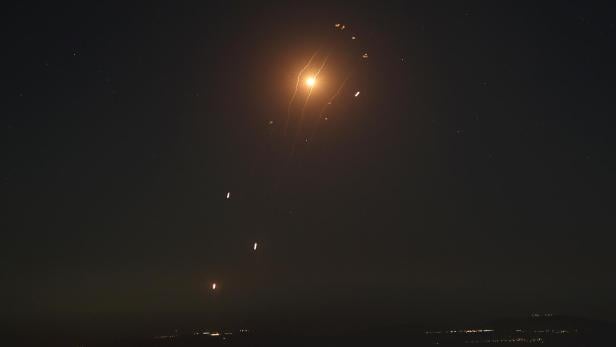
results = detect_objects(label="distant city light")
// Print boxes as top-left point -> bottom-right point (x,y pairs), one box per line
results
426,329 -> 494,335
531,313 -> 553,318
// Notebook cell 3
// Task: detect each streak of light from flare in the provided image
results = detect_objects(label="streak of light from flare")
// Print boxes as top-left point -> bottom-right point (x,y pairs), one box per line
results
285,50 -> 320,135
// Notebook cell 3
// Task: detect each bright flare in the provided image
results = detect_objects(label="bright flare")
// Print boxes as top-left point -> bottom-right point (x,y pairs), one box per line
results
354,91 -> 360,97
212,283 -> 217,290
305,76 -> 316,87
226,192 -> 231,199
253,242 -> 258,251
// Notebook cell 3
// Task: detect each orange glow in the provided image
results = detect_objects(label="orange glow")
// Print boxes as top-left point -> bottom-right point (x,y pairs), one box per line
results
305,76 -> 316,87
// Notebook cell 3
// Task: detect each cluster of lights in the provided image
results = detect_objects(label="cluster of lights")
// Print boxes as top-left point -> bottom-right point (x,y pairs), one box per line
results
426,329 -> 494,335
533,329 -> 570,334
429,327 -> 574,336
465,337 -> 544,344
531,313 -> 553,318
190,330 -> 239,337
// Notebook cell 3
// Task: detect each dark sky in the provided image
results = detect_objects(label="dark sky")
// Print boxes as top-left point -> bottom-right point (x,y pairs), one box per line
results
3,0 -> 616,338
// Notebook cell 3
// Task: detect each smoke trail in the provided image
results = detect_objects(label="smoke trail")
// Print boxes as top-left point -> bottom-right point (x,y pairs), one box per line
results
284,49 -> 320,136
292,54 -> 330,152
299,54 -> 330,122
295,54 -> 330,140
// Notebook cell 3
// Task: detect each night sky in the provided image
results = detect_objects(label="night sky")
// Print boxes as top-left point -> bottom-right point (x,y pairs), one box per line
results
3,0 -> 616,339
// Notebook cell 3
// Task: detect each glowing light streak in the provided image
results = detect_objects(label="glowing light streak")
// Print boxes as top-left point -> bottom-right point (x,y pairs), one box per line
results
285,50 -> 320,135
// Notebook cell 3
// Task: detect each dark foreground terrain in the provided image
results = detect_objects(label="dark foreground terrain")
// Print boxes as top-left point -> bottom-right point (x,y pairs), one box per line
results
6,314 -> 613,346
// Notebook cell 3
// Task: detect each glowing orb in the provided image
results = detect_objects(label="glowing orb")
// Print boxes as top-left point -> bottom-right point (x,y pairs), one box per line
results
305,76 -> 316,87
